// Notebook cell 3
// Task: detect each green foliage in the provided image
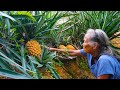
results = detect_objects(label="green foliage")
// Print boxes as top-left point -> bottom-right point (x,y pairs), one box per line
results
0,11 -> 119,79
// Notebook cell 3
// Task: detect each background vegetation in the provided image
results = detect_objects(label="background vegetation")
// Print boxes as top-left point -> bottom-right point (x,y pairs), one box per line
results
0,11 -> 119,79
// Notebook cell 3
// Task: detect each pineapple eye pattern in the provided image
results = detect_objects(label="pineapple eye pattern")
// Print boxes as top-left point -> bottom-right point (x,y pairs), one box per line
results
26,40 -> 41,58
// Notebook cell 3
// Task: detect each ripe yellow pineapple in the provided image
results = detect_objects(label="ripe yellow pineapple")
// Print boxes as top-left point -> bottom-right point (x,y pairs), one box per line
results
58,45 -> 70,57
58,45 -> 67,49
111,38 -> 120,55
66,45 -> 76,50
111,38 -> 120,48
26,40 -> 41,59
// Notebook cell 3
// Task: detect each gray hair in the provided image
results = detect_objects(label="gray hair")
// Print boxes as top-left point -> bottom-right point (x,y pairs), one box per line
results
86,29 -> 113,56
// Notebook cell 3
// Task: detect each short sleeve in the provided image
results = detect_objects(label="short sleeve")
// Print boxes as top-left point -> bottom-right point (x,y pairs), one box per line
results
80,49 -> 87,57
97,56 -> 114,77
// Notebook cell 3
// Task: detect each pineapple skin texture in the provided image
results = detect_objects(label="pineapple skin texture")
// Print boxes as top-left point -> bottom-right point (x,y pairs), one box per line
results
58,45 -> 67,49
111,38 -> 120,48
66,45 -> 76,50
26,40 -> 41,57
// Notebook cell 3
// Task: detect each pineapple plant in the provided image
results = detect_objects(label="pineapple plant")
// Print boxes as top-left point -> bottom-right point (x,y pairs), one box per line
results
16,11 -> 68,79
0,11 -> 64,79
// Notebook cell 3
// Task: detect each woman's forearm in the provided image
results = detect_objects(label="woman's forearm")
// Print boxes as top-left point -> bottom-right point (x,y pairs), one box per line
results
48,47 -> 82,57
49,47 -> 75,52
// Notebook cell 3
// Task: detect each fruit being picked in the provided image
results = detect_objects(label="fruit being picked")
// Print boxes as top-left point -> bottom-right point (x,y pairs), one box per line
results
66,44 -> 76,50
26,40 -> 41,59
58,45 -> 68,56
58,45 -> 67,49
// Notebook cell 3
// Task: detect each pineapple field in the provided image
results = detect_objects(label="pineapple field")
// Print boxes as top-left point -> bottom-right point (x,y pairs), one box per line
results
0,11 -> 119,79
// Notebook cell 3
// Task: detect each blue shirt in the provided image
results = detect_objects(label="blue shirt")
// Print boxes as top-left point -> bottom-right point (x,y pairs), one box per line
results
80,49 -> 120,79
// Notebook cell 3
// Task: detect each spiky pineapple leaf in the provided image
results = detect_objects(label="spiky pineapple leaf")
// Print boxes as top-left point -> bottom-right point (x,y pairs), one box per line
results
11,11 -> 36,22
46,63 -> 60,79
0,68 -> 32,79
28,56 -> 43,68
0,11 -> 16,22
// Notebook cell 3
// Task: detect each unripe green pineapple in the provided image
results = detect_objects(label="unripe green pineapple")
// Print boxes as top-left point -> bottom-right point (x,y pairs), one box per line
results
26,40 -> 41,59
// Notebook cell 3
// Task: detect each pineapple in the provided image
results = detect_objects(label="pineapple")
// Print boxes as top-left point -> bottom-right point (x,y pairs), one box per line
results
111,38 -> 120,48
111,38 -> 120,55
26,40 -> 41,59
58,45 -> 67,49
57,44 -> 76,57
66,44 -> 76,50
58,45 -> 68,56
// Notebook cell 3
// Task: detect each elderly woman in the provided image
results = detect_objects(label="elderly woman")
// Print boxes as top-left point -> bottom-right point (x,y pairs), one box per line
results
48,29 -> 120,79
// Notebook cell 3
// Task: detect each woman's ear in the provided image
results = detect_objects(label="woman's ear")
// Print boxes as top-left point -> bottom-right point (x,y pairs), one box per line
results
93,42 -> 98,50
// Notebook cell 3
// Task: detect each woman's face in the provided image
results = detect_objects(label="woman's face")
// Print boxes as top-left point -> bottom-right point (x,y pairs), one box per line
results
83,34 -> 94,54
